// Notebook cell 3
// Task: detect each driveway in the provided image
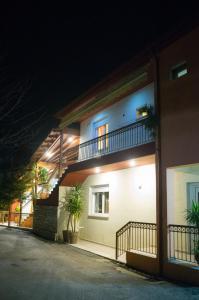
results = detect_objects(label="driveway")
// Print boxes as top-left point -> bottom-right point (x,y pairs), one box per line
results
0,227 -> 198,300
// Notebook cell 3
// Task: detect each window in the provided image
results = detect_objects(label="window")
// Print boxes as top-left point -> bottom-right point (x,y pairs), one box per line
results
171,62 -> 188,80
89,185 -> 109,217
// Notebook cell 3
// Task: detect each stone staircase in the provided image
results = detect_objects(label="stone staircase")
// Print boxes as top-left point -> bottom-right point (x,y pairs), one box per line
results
21,214 -> 33,228
38,168 -> 67,206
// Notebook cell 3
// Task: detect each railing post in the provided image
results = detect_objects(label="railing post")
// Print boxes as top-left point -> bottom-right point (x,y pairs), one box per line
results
8,206 -> 11,227
116,233 -> 118,260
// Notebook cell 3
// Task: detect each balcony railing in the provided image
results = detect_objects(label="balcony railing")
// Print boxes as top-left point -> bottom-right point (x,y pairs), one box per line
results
78,119 -> 154,161
116,221 -> 157,259
168,224 -> 199,264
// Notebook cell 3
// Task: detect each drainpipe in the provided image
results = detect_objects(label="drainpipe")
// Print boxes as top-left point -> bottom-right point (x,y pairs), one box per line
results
153,50 -> 163,276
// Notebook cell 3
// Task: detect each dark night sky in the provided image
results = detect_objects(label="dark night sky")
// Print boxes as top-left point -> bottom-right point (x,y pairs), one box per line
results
0,3 -> 199,164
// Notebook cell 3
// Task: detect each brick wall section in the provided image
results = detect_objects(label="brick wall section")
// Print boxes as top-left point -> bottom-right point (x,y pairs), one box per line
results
33,205 -> 58,240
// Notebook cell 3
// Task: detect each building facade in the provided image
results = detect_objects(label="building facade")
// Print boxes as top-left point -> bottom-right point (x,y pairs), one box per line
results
32,25 -> 199,285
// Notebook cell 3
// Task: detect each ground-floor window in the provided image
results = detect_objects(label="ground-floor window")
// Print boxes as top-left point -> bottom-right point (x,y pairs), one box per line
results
89,185 -> 109,217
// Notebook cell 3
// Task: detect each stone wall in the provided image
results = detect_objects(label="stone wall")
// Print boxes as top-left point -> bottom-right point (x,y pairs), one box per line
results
33,205 -> 58,240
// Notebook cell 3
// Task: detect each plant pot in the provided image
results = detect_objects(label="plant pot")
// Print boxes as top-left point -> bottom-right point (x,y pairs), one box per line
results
62,230 -> 71,243
69,231 -> 79,244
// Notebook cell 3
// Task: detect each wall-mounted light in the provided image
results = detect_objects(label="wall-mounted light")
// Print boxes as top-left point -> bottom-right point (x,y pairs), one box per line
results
68,136 -> 74,143
129,159 -> 136,167
46,152 -> 53,159
95,167 -> 100,173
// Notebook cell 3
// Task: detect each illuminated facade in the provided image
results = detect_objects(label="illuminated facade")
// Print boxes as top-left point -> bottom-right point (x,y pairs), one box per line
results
32,25 -> 199,285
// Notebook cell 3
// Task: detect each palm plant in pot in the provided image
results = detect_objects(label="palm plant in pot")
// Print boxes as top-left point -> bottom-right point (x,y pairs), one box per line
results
186,201 -> 199,264
62,184 -> 84,244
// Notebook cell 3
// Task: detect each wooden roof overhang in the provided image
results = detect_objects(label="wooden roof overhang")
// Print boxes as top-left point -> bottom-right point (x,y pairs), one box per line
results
31,127 -> 80,166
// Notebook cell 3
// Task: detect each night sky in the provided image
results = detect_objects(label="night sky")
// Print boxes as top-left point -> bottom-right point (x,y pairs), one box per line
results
0,3 -> 198,166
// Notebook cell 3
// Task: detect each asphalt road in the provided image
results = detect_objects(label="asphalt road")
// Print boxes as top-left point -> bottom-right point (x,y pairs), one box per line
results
0,227 -> 198,300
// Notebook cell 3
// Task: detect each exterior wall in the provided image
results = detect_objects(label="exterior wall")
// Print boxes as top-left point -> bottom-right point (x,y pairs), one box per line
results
57,186 -> 71,240
159,26 -> 199,282
10,199 -> 20,212
33,205 -> 58,240
22,199 -> 33,214
159,26 -> 199,170
167,169 -> 199,225
79,164 -> 156,247
80,83 -> 154,143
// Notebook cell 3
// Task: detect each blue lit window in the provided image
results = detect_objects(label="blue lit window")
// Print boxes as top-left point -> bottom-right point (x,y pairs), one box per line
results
171,62 -> 188,80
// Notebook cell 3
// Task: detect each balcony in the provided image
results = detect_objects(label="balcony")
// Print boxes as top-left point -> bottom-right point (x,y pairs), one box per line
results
65,118 -> 155,163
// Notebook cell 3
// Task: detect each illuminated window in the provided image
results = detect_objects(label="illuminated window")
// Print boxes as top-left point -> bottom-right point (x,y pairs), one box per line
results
171,62 -> 188,80
90,185 -> 109,217
96,124 -> 109,150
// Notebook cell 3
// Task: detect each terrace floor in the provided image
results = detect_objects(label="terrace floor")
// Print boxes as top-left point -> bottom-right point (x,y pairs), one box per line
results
71,239 -> 126,263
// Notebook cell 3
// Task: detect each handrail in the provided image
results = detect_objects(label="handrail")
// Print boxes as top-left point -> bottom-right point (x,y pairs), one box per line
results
168,224 -> 199,264
168,224 -> 199,231
60,117 -> 154,163
79,117 -> 149,148
22,198 -> 32,210
116,221 -> 157,259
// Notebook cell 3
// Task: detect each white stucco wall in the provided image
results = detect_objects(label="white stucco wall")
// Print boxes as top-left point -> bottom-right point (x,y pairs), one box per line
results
22,200 -> 32,214
167,169 -> 199,225
57,186 -> 71,240
80,83 -> 154,143
78,164 -> 156,247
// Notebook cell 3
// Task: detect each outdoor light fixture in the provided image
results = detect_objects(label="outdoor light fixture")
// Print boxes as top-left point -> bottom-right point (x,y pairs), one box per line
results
68,136 -> 74,143
95,167 -> 100,173
46,152 -> 53,159
129,159 -> 136,167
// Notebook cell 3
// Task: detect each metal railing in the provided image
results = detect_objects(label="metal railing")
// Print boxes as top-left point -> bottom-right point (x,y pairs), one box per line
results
78,119 -> 154,161
116,221 -> 157,259
168,224 -> 199,264
0,212 -> 33,229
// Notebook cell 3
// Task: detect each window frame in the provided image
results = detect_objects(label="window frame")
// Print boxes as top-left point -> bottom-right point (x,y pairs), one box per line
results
89,185 -> 109,218
170,61 -> 188,80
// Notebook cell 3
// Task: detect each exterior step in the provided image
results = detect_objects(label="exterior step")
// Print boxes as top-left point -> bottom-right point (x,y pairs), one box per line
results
21,214 -> 33,228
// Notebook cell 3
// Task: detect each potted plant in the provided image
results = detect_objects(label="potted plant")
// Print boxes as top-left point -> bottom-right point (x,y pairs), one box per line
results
136,104 -> 158,137
62,184 -> 84,244
38,167 -> 49,199
186,201 -> 199,264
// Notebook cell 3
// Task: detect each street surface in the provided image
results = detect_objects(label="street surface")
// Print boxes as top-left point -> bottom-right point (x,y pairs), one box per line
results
0,227 -> 198,299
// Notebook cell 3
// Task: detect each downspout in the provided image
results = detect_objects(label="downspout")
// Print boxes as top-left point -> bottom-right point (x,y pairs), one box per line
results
153,50 -> 163,276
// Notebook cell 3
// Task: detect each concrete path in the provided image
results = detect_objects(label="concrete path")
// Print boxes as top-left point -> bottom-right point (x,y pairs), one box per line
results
0,227 -> 198,300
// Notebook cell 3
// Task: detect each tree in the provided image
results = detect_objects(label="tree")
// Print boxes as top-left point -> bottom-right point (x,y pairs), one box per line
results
0,55 -> 46,168
0,166 -> 34,209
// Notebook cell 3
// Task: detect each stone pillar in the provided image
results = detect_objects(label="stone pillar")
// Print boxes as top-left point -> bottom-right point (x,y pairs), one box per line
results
33,204 -> 58,240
